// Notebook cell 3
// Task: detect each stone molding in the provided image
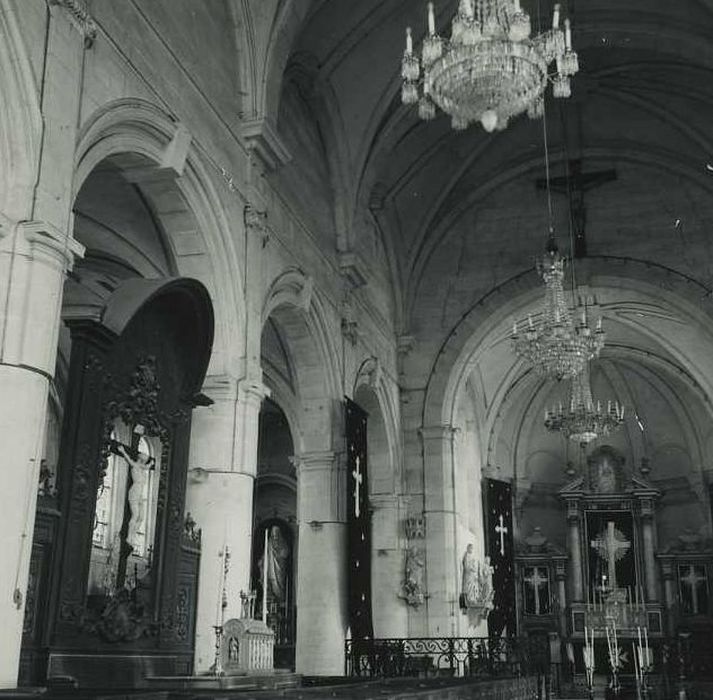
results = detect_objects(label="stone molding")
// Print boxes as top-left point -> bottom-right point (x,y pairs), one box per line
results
294,450 -> 337,473
49,0 -> 97,47
201,374 -> 240,402
19,220 -> 85,269
338,251 -> 368,289
239,118 -> 291,172
419,424 -> 459,442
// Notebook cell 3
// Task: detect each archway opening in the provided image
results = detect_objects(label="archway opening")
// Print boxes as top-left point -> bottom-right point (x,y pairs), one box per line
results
252,397 -> 297,670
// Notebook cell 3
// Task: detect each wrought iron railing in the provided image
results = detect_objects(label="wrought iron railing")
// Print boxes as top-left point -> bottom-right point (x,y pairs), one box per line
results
345,636 -> 550,679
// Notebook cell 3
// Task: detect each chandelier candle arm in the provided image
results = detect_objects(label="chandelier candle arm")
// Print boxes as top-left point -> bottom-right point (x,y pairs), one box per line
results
544,361 -> 625,443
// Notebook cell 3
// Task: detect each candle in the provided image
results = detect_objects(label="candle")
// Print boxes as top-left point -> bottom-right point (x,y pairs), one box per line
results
428,2 -> 435,34
405,27 -> 413,54
564,18 -> 572,49
262,527 -> 269,623
552,3 -> 561,29
215,546 -> 224,627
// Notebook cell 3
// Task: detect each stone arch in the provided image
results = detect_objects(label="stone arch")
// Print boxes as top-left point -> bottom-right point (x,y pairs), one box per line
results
259,272 -> 345,675
423,257 -> 713,433
73,98 -> 245,377
260,269 -> 340,452
353,357 -> 400,496
0,1 -> 42,222
262,1 -> 312,128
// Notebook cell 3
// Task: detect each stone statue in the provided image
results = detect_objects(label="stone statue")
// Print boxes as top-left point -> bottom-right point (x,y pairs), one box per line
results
400,546 -> 426,607
116,443 -> 155,548
260,525 -> 290,603
460,544 -> 494,619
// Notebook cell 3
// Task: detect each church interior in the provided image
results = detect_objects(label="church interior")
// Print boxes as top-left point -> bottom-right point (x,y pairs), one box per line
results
1,0 -> 713,698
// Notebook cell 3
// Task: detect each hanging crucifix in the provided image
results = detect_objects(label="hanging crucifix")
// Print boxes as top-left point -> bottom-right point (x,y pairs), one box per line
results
536,158 -> 617,258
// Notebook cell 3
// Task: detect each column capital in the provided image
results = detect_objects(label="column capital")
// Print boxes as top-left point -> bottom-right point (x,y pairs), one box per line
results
237,376 -> 271,405
419,424 -> 459,441
18,219 -> 85,270
294,450 -> 337,473
201,374 -> 239,402
564,497 -> 581,520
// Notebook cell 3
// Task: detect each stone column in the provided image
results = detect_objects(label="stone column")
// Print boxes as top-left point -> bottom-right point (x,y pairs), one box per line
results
640,498 -> 658,602
370,494 -> 408,638
555,560 -> 568,637
420,425 -> 459,637
0,223 -> 83,688
295,450 -> 347,675
186,375 -> 267,672
659,557 -> 676,635
565,499 -> 584,602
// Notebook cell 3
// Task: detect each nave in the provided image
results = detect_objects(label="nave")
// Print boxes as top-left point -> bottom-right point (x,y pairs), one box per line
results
2,0 -> 713,699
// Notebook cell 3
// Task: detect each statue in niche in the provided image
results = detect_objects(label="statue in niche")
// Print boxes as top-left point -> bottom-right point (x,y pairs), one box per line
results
259,525 -> 290,604
116,443 -> 155,546
399,546 -> 426,607
228,636 -> 239,662
587,445 -> 624,493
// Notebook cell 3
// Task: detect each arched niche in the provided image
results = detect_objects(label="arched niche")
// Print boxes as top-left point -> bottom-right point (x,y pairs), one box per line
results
73,98 -> 244,380
24,277 -> 213,687
252,397 -> 297,669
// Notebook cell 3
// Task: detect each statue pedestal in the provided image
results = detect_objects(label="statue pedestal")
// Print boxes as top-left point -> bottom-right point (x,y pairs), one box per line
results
222,618 -> 274,675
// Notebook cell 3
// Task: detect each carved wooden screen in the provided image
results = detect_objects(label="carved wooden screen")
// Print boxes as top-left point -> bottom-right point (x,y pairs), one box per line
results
28,279 -> 212,687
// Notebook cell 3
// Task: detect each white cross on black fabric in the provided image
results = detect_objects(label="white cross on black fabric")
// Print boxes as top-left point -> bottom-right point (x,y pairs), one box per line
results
345,398 -> 373,640
486,478 -> 516,637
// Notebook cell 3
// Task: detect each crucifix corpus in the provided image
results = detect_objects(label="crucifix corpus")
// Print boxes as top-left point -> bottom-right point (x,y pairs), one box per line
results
352,456 -> 363,518
591,521 -> 630,591
495,514 -> 508,557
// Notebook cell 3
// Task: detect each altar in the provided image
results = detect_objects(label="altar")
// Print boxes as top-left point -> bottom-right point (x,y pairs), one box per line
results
515,444 -> 713,695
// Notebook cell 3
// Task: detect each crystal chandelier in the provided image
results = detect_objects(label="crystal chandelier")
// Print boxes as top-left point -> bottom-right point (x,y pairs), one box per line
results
544,361 -> 624,443
511,239 -> 605,380
400,0 -> 579,132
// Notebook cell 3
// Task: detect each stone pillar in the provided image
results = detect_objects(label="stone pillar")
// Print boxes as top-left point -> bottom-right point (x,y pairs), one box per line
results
295,450 -> 347,675
0,223 -> 83,688
186,375 -> 267,672
420,425 -> 459,636
565,499 -> 584,602
659,557 -> 676,635
555,560 -> 568,637
370,494 -> 408,638
640,498 -> 658,602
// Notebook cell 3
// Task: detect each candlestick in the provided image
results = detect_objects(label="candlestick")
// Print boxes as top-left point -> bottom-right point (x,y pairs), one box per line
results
262,527 -> 269,623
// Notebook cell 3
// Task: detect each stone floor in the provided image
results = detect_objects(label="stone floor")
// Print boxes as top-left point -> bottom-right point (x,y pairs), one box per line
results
0,677 -> 527,700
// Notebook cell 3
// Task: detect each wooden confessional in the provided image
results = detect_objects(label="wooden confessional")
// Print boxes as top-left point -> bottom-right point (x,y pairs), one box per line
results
20,278 -> 213,689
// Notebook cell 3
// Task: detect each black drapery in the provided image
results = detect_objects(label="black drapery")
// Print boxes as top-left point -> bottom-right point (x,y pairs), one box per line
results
485,478 -> 516,636
345,398 -> 373,640
585,510 -> 637,600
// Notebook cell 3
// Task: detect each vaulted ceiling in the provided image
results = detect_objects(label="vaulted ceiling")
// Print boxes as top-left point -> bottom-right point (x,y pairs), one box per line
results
275,0 -> 713,331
